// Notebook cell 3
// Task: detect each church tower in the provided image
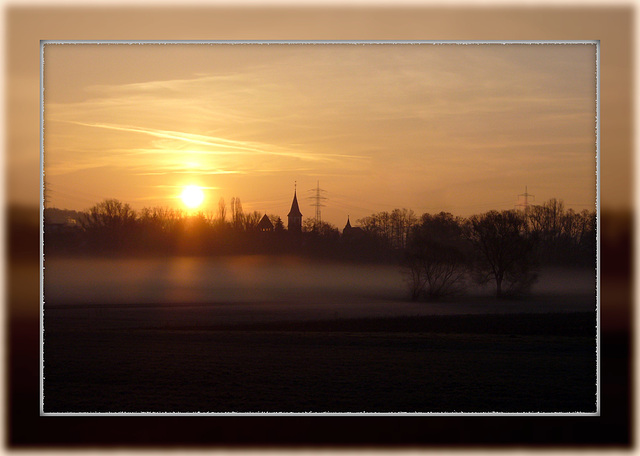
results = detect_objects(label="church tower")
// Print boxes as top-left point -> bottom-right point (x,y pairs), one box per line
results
344,216 -> 352,232
287,184 -> 303,232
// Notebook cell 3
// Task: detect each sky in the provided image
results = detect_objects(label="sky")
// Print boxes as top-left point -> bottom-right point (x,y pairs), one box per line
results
43,42 -> 597,227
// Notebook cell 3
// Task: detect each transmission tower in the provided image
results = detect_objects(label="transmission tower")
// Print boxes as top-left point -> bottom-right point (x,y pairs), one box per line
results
307,180 -> 327,224
515,186 -> 535,212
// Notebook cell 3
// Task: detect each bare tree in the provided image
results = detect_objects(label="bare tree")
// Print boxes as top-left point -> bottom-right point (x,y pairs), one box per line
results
526,198 -> 596,264
230,197 -> 244,230
303,219 -> 340,238
466,210 -> 538,298
243,211 -> 263,231
138,206 -> 180,236
405,212 -> 468,300
81,198 -> 137,249
82,199 -> 136,231
357,208 -> 417,249
390,208 -> 417,249
217,197 -> 227,224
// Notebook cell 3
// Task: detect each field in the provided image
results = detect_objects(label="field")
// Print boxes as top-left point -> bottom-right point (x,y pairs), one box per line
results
43,256 -> 597,414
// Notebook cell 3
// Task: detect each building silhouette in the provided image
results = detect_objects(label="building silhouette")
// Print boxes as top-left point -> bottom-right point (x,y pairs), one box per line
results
287,188 -> 303,232
343,216 -> 352,231
342,215 -> 364,238
257,214 -> 274,232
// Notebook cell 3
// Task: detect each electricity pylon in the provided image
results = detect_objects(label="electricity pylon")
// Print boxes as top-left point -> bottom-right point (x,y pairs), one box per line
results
515,186 -> 535,212
307,180 -> 327,224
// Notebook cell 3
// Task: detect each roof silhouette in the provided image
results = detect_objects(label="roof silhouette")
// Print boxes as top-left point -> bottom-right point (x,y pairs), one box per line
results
257,213 -> 274,231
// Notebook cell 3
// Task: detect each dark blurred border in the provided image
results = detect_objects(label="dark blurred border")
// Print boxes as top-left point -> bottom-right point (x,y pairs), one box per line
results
6,4 -> 633,449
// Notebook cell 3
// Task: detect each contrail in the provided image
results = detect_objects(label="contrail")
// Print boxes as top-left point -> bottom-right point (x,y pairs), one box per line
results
70,121 -> 366,163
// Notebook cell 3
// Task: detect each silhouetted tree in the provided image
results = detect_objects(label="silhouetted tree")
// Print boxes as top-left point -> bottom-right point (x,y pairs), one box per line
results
243,211 -> 263,231
527,198 -> 566,249
526,198 -> 596,265
576,209 -> 596,257
81,199 -> 137,250
303,219 -> 340,237
390,208 -> 418,249
217,197 -> 227,224
466,210 -> 538,298
270,215 -> 285,232
405,212 -> 468,301
230,197 -> 244,230
139,206 -> 180,230
137,206 -> 182,252
358,211 -> 392,246
357,208 -> 417,249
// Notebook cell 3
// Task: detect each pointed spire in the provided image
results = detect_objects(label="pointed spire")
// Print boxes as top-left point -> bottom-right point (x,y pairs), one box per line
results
287,182 -> 303,233
288,183 -> 302,217
344,215 -> 352,230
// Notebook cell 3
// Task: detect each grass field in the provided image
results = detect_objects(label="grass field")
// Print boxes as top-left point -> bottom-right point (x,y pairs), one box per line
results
44,311 -> 596,413
42,256 -> 597,414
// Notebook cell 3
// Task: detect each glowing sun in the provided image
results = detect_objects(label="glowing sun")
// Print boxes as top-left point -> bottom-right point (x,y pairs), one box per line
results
180,185 -> 205,209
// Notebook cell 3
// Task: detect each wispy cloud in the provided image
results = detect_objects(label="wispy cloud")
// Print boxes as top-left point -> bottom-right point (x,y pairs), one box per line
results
137,170 -> 241,176
154,184 -> 219,189
69,121 -> 367,163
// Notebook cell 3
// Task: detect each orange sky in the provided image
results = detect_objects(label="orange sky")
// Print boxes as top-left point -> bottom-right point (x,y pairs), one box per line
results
43,42 -> 597,226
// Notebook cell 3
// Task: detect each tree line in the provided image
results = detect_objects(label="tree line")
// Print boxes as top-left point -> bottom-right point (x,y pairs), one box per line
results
396,201 -> 594,299
45,197 -> 341,258
45,197 -> 595,299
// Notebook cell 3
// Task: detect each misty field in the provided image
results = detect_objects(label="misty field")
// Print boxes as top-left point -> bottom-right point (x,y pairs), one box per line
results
43,256 -> 597,413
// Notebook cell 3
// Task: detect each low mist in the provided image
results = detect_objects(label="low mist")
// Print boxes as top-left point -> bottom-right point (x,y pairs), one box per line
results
44,255 -> 405,306
43,255 -> 596,327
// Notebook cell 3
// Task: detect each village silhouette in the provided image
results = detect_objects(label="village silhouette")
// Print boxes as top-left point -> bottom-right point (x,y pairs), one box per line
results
44,185 -> 595,300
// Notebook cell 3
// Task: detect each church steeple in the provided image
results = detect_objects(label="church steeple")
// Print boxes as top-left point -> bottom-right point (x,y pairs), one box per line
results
344,216 -> 352,230
287,183 -> 302,232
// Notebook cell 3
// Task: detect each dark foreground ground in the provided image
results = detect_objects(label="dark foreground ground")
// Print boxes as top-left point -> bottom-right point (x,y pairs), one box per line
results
42,257 -> 597,413
44,310 -> 596,413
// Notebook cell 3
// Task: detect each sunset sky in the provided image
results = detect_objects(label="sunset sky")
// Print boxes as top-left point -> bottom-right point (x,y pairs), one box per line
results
43,42 -> 597,226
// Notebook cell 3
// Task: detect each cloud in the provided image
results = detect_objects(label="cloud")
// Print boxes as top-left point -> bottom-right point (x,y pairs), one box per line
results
136,170 -> 241,176
154,184 -> 219,189
69,121 -> 364,163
